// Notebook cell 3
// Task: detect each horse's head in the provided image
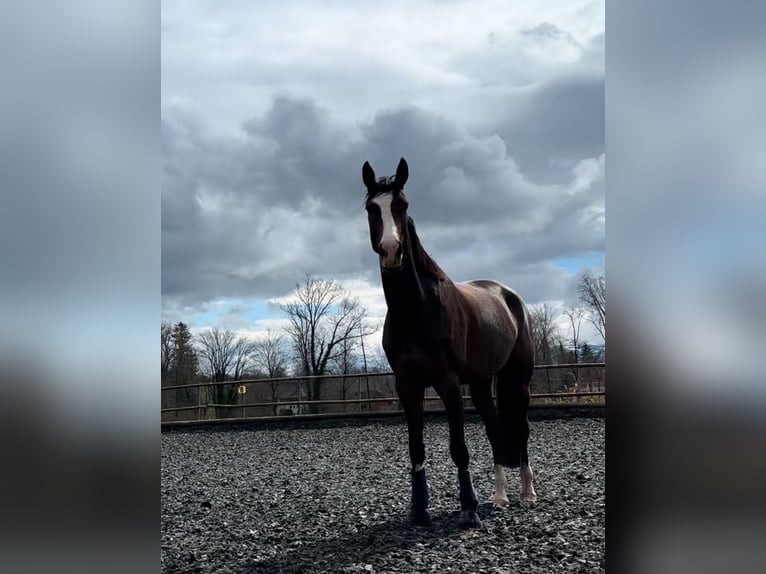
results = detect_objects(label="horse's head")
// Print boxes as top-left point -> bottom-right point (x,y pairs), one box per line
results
362,157 -> 410,270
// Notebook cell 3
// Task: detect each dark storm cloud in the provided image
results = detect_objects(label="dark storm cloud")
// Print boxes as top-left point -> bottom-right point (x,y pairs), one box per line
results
497,73 -> 604,183
161,101 -> 371,307
162,88 -> 603,313
454,29 -> 605,183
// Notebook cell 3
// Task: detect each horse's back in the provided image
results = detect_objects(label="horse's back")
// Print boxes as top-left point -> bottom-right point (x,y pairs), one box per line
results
458,279 -> 534,363
459,279 -> 529,321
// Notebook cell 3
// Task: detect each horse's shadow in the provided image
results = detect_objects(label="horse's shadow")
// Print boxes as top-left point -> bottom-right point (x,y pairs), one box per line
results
243,506 -> 492,574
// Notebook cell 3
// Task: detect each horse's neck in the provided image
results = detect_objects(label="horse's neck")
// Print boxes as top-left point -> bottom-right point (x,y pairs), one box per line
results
406,219 -> 447,288
381,223 -> 445,320
381,250 -> 426,316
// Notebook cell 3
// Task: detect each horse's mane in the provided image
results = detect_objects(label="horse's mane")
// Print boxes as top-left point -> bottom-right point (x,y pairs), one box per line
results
406,217 -> 447,281
364,176 -> 400,201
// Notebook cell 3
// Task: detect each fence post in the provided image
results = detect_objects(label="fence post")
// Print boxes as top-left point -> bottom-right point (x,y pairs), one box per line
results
366,374 -> 371,412
274,379 -> 279,417
297,378 -> 302,415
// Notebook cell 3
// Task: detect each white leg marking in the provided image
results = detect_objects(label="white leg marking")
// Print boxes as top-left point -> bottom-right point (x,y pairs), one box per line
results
520,464 -> 537,502
414,463 -> 424,472
492,464 -> 509,507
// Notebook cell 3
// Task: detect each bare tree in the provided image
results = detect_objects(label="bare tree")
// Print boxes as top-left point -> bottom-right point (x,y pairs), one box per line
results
329,335 -> 359,376
564,307 -> 585,360
279,274 -> 377,410
563,306 -> 585,388
529,303 -> 560,365
577,271 -> 605,341
368,346 -> 396,398
196,326 -> 256,417
253,329 -> 288,377
328,318 -> 382,406
368,347 -> 391,373
196,326 -> 237,382
529,303 -> 561,392
232,336 -> 257,381
329,335 -> 359,403
252,329 -> 289,414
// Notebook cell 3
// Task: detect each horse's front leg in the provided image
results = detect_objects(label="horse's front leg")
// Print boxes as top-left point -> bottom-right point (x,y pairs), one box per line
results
436,377 -> 482,529
397,380 -> 430,526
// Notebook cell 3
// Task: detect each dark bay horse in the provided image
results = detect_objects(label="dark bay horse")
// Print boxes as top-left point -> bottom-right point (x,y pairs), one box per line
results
362,157 -> 537,529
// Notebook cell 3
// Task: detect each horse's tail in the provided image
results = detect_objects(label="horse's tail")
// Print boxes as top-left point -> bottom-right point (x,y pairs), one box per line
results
496,292 -> 535,468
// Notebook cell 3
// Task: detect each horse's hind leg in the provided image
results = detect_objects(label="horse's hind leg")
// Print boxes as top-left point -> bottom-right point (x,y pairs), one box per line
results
497,353 -> 537,503
469,378 -> 509,508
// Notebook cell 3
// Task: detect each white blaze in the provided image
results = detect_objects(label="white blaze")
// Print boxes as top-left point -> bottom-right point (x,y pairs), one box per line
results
371,193 -> 400,266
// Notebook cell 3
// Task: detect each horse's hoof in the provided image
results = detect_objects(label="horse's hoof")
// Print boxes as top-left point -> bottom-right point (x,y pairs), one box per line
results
520,492 -> 537,503
458,510 -> 482,529
411,509 -> 431,527
491,495 -> 509,508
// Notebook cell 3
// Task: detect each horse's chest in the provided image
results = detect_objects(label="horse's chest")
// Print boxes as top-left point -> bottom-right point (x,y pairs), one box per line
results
388,346 -> 448,380
383,324 -> 448,374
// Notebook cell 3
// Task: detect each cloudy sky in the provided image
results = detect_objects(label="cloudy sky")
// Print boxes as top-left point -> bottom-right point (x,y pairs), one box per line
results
161,0 -> 605,352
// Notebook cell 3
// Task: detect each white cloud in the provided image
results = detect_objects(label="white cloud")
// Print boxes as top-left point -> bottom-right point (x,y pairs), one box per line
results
162,0 -> 604,132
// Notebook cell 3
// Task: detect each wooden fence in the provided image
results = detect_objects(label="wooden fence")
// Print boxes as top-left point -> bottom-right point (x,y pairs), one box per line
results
161,363 -> 605,425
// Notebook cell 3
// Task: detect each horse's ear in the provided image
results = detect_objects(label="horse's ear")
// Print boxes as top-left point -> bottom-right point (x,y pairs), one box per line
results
395,157 -> 409,188
362,161 -> 376,189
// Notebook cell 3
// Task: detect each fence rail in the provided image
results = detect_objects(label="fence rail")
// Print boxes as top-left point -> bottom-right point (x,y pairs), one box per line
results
161,363 -> 605,425
164,363 -> 604,392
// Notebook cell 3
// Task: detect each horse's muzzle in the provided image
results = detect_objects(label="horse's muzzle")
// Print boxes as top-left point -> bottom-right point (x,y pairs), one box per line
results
379,241 -> 403,270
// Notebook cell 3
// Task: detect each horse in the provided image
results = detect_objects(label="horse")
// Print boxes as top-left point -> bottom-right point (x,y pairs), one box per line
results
361,157 -> 537,529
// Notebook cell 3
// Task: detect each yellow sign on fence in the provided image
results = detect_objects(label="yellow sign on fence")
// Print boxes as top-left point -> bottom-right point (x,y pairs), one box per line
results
237,384 -> 247,395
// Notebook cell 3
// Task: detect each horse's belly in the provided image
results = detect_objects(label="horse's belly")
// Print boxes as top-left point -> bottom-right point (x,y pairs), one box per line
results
462,309 -> 517,376
463,337 -> 513,377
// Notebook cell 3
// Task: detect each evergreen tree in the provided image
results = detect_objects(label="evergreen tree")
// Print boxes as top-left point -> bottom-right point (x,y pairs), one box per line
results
171,322 -> 199,385
580,342 -> 597,363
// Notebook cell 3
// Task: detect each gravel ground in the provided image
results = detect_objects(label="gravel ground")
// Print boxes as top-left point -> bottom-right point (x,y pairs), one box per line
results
162,416 -> 604,574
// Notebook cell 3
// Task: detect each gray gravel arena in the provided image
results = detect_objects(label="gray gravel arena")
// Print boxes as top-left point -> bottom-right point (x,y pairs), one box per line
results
161,416 -> 604,574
